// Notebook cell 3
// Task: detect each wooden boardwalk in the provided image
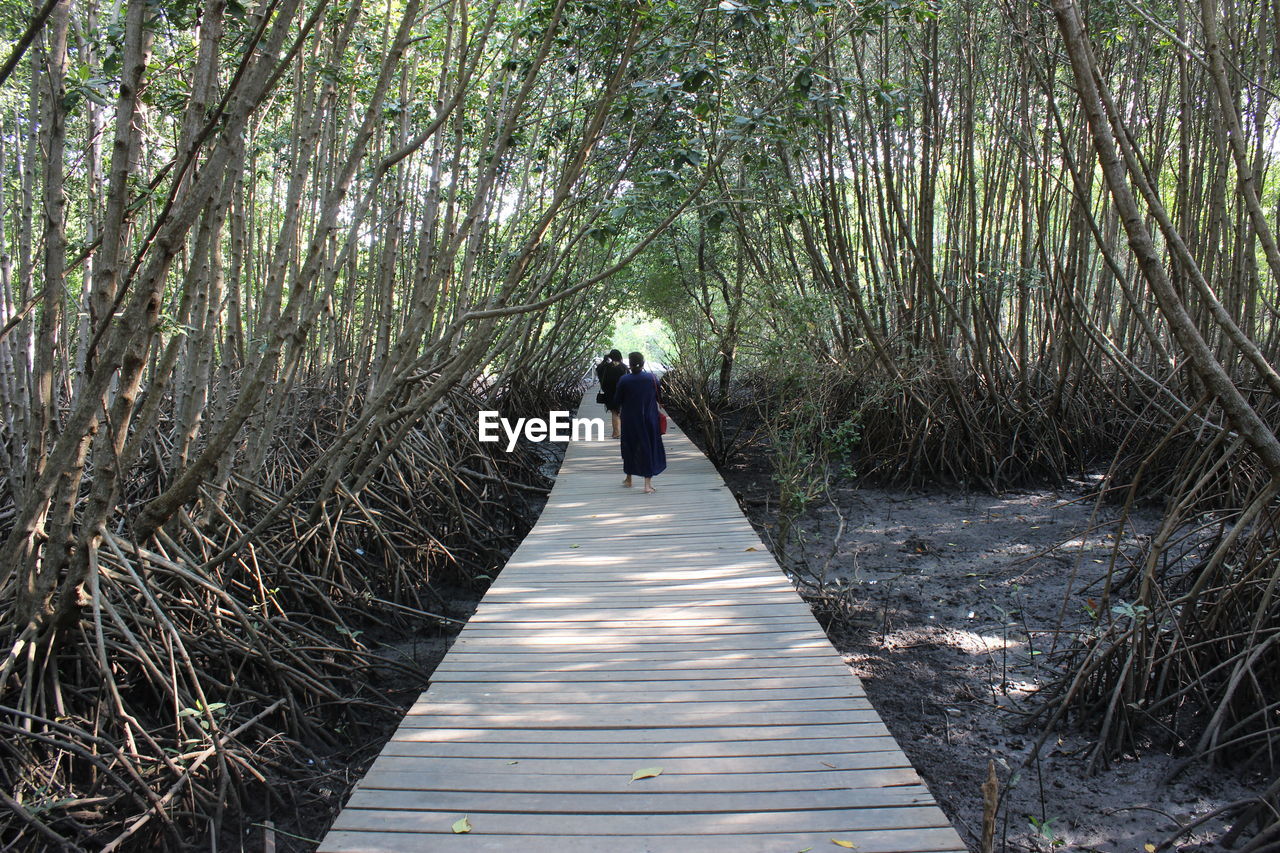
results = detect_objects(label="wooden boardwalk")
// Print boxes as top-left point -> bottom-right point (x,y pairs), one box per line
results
319,392 -> 966,852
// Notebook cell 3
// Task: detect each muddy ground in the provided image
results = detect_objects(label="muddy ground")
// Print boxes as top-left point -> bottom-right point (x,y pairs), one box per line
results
715,443 -> 1264,852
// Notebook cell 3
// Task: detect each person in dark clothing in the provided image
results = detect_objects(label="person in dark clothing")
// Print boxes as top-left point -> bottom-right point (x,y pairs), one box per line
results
612,351 -> 666,493
598,349 -> 626,438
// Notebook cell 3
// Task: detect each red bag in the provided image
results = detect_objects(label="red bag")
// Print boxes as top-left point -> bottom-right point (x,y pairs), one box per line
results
654,376 -> 668,434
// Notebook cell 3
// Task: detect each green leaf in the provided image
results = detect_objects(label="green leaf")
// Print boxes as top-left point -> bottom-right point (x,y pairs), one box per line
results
452,816 -> 472,834
680,67 -> 711,93
630,766 -> 663,781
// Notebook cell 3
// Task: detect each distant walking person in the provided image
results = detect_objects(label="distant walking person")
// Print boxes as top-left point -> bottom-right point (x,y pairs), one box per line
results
613,351 -> 666,493
594,351 -> 612,384
598,349 -> 626,439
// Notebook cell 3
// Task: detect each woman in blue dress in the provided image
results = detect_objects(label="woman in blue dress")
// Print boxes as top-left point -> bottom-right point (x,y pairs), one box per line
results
612,351 -> 666,493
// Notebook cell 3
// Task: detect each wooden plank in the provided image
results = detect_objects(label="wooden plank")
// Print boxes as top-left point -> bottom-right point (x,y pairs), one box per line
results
495,563 -> 780,573
435,650 -> 842,666
500,548 -> 774,562
424,675 -> 859,693
319,829 -> 967,853
516,527 -> 758,540
435,650 -> 836,663
494,567 -> 787,582
452,626 -> 826,642
387,722 -> 889,744
379,737 -> 905,760
456,618 -> 811,632
329,805 -> 955,835
458,612 -> 808,625
512,528 -> 762,543
470,597 -> 814,611
439,646 -> 835,660
393,712 -> 887,732
429,666 -> 854,683
453,625 -> 825,639
468,602 -> 819,621
453,622 -> 825,636
477,587 -> 801,602
485,579 -> 798,591
521,507 -> 754,517
432,656 -> 843,670
340,786 -> 934,815
430,660 -> 860,681
421,686 -> 865,703
355,767 -> 927,794
461,612 -> 813,625
429,667 -> 853,684
462,617 -> 816,632
403,699 -> 876,718
499,559 -> 782,572
481,586 -> 801,597
524,516 -> 753,527
446,637 -> 831,654
500,547 -> 768,556
472,596 -> 805,609
363,752 -> 915,777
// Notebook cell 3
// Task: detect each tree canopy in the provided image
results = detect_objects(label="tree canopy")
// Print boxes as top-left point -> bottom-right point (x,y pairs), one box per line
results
1,0 -> 1278,847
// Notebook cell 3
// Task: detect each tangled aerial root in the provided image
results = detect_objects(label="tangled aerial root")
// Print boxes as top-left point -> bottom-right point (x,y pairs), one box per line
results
0,382 -> 562,851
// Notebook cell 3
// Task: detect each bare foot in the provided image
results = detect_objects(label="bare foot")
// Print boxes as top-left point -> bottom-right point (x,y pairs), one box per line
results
622,478 -> 633,488
643,485 -> 657,494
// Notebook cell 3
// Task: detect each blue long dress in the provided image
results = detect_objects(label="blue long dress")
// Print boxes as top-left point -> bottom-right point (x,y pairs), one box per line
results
613,371 -> 667,477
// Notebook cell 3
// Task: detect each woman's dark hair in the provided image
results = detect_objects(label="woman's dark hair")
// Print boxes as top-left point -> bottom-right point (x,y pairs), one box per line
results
628,351 -> 645,374
608,349 -> 623,362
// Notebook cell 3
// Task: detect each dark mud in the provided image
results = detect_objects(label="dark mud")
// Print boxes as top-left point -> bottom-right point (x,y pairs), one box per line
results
710,441 -> 1262,852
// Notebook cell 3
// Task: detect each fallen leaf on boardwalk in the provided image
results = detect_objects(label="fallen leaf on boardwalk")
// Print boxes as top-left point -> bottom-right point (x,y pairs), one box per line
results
569,544 -> 580,549
1145,845 -> 1157,853
798,848 -> 813,852
452,816 -> 472,834
505,760 -> 519,765
830,841 -> 857,849
820,761 -> 837,768
630,766 -> 663,781
744,546 -> 758,551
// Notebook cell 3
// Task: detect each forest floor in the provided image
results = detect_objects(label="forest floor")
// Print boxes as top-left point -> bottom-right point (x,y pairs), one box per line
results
711,440 -> 1263,853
